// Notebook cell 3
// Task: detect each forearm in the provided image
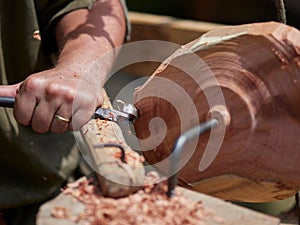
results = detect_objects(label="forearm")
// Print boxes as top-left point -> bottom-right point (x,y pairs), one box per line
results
55,0 -> 126,82
1,0 -> 127,133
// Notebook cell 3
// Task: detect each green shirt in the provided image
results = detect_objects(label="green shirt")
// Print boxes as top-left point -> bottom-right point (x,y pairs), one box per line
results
0,0 -> 128,210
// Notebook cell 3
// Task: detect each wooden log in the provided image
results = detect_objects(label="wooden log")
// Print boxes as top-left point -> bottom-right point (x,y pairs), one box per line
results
75,90 -> 144,198
133,22 -> 300,202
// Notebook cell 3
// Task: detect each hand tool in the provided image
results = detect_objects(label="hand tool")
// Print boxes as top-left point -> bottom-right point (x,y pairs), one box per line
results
0,96 -> 138,123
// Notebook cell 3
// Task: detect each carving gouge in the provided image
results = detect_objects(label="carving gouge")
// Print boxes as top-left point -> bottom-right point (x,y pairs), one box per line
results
0,96 -> 138,122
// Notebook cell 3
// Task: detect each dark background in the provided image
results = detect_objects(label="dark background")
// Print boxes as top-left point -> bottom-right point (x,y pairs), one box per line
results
126,0 -> 300,29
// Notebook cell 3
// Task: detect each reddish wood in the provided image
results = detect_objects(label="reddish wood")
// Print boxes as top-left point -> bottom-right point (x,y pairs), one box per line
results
133,22 -> 300,202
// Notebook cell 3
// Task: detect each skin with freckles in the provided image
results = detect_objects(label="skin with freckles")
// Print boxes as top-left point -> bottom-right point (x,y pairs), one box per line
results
0,0 -> 126,134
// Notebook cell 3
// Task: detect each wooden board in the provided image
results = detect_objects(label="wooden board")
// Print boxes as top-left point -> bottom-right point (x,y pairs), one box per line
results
128,12 -> 222,44
122,12 -> 223,77
133,21 -> 300,202
36,183 -> 280,225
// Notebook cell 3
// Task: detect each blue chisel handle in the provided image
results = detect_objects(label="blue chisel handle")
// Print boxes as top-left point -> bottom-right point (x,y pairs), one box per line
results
0,96 -> 15,108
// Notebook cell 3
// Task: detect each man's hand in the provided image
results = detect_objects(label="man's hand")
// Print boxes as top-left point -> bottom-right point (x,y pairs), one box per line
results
12,67 -> 103,133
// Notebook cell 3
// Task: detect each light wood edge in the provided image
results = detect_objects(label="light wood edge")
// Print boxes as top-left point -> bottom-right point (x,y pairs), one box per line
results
78,90 -> 145,198
128,11 -> 223,40
185,175 -> 297,202
121,12 -> 224,77
178,187 -> 280,225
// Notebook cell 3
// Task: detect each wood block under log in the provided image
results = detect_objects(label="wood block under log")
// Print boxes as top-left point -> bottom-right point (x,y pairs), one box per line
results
133,22 -> 300,202
75,90 -> 144,197
36,178 -> 280,225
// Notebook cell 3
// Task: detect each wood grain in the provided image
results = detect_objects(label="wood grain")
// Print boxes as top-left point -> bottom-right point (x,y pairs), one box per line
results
133,22 -> 300,202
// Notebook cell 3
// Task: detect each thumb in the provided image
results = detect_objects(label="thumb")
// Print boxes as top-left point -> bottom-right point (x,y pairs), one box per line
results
0,83 -> 22,97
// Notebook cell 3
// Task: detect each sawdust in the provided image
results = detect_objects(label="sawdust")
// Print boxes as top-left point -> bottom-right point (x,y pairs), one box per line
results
52,173 -> 223,225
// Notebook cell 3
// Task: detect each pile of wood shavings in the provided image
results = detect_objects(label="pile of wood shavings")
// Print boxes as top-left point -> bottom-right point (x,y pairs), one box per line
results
51,172 -> 223,225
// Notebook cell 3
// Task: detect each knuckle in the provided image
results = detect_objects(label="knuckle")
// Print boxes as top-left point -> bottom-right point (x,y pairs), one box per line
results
23,77 -> 41,92
64,89 -> 76,103
46,83 -> 75,103
45,82 -> 61,96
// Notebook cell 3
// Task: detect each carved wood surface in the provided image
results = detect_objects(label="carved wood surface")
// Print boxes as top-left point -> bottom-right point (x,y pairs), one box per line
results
133,22 -> 300,202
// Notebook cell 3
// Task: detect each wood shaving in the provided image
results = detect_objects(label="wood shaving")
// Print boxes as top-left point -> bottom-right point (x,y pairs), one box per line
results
52,173 -> 223,225
32,30 -> 41,40
51,207 -> 70,219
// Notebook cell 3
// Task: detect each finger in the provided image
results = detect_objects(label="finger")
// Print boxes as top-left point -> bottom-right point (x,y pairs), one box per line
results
67,93 -> 102,131
68,106 -> 95,131
51,105 -> 72,133
13,92 -> 36,126
0,83 -> 21,97
31,101 -> 56,133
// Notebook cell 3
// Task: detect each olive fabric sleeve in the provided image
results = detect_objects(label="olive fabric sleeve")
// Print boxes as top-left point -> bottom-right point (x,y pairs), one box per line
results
38,0 -> 131,54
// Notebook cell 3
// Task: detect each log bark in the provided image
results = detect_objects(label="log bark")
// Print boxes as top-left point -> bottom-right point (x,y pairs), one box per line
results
133,22 -> 300,202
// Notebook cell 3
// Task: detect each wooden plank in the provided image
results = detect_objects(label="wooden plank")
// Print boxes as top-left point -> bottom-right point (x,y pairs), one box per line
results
37,181 -> 280,225
75,90 -> 144,198
121,12 -> 223,77
133,21 -> 300,202
128,12 -> 223,44
178,187 -> 280,225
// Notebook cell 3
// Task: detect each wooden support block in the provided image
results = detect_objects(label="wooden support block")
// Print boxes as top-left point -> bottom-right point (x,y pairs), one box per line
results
36,183 -> 280,225
133,22 -> 300,202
